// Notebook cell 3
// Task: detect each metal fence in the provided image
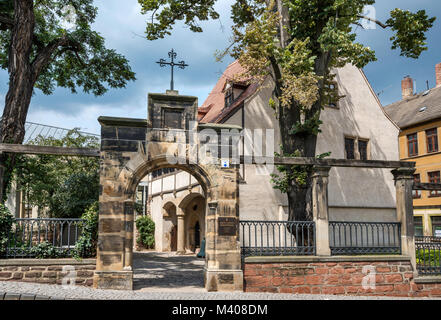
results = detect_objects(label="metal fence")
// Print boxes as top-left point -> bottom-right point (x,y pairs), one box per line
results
415,237 -> 441,275
416,236 -> 441,244
329,221 -> 401,255
240,221 -> 315,257
3,218 -> 84,258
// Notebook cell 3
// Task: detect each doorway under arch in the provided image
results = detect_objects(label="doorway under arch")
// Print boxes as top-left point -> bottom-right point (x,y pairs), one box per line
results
131,166 -> 208,290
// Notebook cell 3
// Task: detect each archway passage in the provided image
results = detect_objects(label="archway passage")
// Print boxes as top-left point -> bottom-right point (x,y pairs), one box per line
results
132,168 -> 207,291
133,252 -> 205,292
93,92 -> 242,292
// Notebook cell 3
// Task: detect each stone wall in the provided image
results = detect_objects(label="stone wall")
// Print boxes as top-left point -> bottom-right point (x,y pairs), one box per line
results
0,259 -> 96,287
243,256 -> 441,298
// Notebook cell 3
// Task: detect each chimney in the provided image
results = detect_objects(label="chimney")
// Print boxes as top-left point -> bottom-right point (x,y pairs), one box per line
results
436,63 -> 441,88
401,76 -> 414,99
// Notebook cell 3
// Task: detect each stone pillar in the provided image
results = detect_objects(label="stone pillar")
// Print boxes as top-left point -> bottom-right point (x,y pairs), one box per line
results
123,201 -> 134,270
177,208 -> 186,255
205,201 -> 217,270
312,166 -> 332,256
93,117 -> 148,291
204,196 -> 243,292
392,167 -> 417,273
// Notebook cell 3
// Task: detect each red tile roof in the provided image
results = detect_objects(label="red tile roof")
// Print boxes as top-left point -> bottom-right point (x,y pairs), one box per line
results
199,61 -> 258,124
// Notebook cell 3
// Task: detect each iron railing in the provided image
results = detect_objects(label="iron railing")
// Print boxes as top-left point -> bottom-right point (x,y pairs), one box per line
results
416,236 -> 441,243
240,221 -> 315,257
3,218 -> 84,258
416,239 -> 441,275
329,221 -> 401,255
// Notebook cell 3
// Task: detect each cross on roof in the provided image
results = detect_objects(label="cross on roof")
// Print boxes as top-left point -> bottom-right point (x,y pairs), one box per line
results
156,49 -> 188,91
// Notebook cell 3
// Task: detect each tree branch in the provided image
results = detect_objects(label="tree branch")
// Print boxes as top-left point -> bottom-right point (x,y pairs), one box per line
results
0,14 -> 14,28
57,45 -> 87,67
357,15 -> 389,29
31,35 -> 84,82
31,35 -> 69,80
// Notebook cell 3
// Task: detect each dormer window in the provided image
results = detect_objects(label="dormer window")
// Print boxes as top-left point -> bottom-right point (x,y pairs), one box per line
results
225,86 -> 234,108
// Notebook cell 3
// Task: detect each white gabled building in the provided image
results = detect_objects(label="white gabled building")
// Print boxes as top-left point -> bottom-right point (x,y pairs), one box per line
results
138,61 -> 400,254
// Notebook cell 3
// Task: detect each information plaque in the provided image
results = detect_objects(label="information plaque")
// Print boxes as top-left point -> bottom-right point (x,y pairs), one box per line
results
218,217 -> 237,236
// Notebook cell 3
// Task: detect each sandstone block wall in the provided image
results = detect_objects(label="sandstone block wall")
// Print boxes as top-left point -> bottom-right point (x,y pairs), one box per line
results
244,259 -> 441,298
0,260 -> 96,287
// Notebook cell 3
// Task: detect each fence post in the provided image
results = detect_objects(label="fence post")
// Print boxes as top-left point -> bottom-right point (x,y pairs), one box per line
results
312,166 -> 332,256
392,167 -> 417,273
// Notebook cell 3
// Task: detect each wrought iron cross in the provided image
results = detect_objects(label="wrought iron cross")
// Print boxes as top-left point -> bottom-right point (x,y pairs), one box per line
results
156,49 -> 188,91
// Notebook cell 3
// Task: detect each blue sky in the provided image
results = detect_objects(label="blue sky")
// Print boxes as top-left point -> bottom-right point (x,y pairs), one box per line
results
0,0 -> 440,134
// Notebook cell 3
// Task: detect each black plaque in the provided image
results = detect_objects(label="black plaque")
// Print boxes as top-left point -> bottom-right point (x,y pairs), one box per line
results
218,217 -> 237,236
163,109 -> 183,129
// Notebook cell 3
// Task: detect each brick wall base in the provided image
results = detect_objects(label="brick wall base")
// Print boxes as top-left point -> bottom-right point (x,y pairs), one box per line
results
244,258 -> 441,298
0,259 -> 96,287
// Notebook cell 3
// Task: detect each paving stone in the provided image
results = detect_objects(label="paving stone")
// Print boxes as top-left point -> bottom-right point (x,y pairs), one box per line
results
0,292 -> 5,300
20,294 -> 36,301
4,293 -> 20,300
0,252 -> 439,300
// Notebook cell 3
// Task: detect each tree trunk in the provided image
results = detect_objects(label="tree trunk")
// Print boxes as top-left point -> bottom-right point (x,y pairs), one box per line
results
0,0 -> 35,200
278,55 -> 328,223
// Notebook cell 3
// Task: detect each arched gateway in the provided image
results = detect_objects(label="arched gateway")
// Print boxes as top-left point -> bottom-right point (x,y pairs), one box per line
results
93,91 -> 243,291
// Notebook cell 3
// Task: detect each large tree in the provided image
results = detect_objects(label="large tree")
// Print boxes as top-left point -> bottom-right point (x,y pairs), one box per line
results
140,0 -> 435,221
0,0 -> 136,198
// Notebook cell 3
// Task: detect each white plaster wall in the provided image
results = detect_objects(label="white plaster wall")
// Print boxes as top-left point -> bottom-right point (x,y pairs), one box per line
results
228,78 -> 287,221
316,64 -> 399,221
224,107 -> 243,127
176,171 -> 192,189
225,65 -> 399,222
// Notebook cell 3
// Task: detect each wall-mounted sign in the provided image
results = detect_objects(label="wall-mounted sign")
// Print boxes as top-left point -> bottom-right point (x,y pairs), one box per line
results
218,217 -> 237,236
221,159 -> 230,168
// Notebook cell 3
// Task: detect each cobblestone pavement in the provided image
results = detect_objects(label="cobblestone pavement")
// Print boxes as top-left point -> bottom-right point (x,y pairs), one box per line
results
1,281 -> 432,300
133,251 -> 205,292
0,252 -> 439,300
0,292 -> 59,300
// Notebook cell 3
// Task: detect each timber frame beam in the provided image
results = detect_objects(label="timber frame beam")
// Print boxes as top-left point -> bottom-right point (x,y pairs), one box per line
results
242,156 -> 416,169
0,143 -> 100,157
0,144 -> 419,168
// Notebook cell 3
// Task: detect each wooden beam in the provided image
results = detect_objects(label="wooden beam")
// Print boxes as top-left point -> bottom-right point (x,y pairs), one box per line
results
413,183 -> 441,191
0,144 -> 100,157
242,156 -> 415,169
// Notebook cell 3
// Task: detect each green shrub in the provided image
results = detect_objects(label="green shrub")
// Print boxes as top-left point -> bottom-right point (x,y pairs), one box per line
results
0,204 -> 14,257
136,215 -> 155,249
74,202 -> 99,259
30,241 -> 61,259
416,249 -> 441,266
134,202 -> 144,215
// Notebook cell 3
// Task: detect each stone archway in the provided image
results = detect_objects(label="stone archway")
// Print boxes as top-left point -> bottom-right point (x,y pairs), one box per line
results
93,91 -> 243,292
